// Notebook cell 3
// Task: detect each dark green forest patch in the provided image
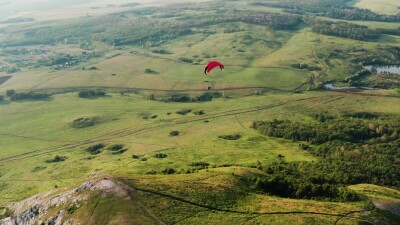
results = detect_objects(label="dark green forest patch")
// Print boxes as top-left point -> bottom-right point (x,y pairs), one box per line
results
252,114 -> 400,201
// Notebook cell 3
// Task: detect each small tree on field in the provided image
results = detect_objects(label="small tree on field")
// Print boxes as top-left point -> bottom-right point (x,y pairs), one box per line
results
6,89 -> 15,97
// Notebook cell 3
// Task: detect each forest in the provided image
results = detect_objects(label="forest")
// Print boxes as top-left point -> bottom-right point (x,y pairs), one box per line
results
0,10 -> 300,48
304,18 -> 380,40
251,0 -> 400,22
251,114 -> 400,200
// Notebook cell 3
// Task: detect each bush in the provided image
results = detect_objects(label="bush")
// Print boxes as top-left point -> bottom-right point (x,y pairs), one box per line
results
196,93 -> 213,102
67,204 -> 78,214
170,130 -> 180,136
169,95 -> 192,102
132,154 -> 140,159
86,143 -> 105,155
190,162 -> 210,169
0,96 -> 3,102
111,149 -> 127,155
6,89 -> 15,97
32,166 -> 46,172
193,110 -> 206,115
46,155 -> 67,163
162,168 -> 176,174
144,68 -> 157,74
179,57 -> 193,63
176,109 -> 192,115
154,153 -> 168,158
8,91 -> 49,101
78,90 -> 105,98
151,49 -> 171,54
71,117 -> 96,128
145,170 -> 157,175
108,144 -> 124,151
0,208 -> 13,219
219,134 -> 241,140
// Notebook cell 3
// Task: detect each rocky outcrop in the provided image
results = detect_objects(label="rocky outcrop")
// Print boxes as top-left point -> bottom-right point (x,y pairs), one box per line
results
0,177 -> 128,225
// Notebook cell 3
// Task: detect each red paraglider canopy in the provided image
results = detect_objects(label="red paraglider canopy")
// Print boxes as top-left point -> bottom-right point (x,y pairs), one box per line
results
204,61 -> 224,75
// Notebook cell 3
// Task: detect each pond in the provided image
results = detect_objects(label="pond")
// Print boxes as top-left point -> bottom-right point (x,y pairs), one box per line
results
364,65 -> 400,74
324,83 -> 381,90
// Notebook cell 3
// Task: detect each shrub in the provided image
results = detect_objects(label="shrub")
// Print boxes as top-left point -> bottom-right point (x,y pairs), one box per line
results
169,95 -> 192,102
46,155 -> 67,163
170,130 -> 180,136
8,91 -> 49,101
67,204 -> 78,214
145,170 -> 157,175
176,109 -> 192,115
88,66 -> 98,70
71,117 -> 96,128
6,89 -> 15,97
162,168 -> 176,174
144,68 -> 157,74
32,166 -> 46,172
193,110 -> 206,115
86,143 -> 105,155
78,90 -> 105,98
196,93 -> 213,102
190,162 -> 210,169
132,154 -> 140,159
111,149 -> 127,155
151,49 -> 171,54
154,153 -> 168,158
179,57 -> 193,63
108,144 -> 124,151
219,134 -> 241,140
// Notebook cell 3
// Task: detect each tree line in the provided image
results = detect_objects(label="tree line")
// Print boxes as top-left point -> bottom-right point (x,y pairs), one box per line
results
1,9 -> 301,48
251,0 -> 400,22
4,89 -> 49,101
304,18 -> 380,40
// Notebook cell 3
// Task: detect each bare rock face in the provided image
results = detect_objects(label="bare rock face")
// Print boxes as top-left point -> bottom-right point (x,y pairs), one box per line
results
0,177 -> 128,225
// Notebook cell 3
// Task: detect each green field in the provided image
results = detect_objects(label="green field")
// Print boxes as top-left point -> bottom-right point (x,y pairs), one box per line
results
351,0 -> 400,15
0,0 -> 399,224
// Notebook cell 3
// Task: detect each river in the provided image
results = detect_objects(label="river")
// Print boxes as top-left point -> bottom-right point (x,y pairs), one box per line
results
364,65 -> 400,74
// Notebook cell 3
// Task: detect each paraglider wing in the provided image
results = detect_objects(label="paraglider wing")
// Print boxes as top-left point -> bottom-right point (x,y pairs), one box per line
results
204,61 -> 224,75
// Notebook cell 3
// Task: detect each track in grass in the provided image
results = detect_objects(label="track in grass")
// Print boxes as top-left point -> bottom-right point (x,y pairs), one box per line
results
0,95 -> 327,164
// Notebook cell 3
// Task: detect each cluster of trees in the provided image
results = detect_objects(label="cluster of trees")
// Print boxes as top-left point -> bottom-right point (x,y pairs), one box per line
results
254,161 -> 358,201
86,143 -> 105,155
251,0 -> 400,22
238,11 -> 301,30
322,7 -> 400,22
304,18 -> 380,40
1,7 -> 302,48
291,63 -> 322,71
344,69 -> 371,85
107,144 -> 127,155
352,46 -> 400,66
78,90 -> 105,98
252,115 -> 399,145
165,92 -> 222,103
377,28 -> 400,36
252,114 -> 400,200
5,89 -> 49,101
